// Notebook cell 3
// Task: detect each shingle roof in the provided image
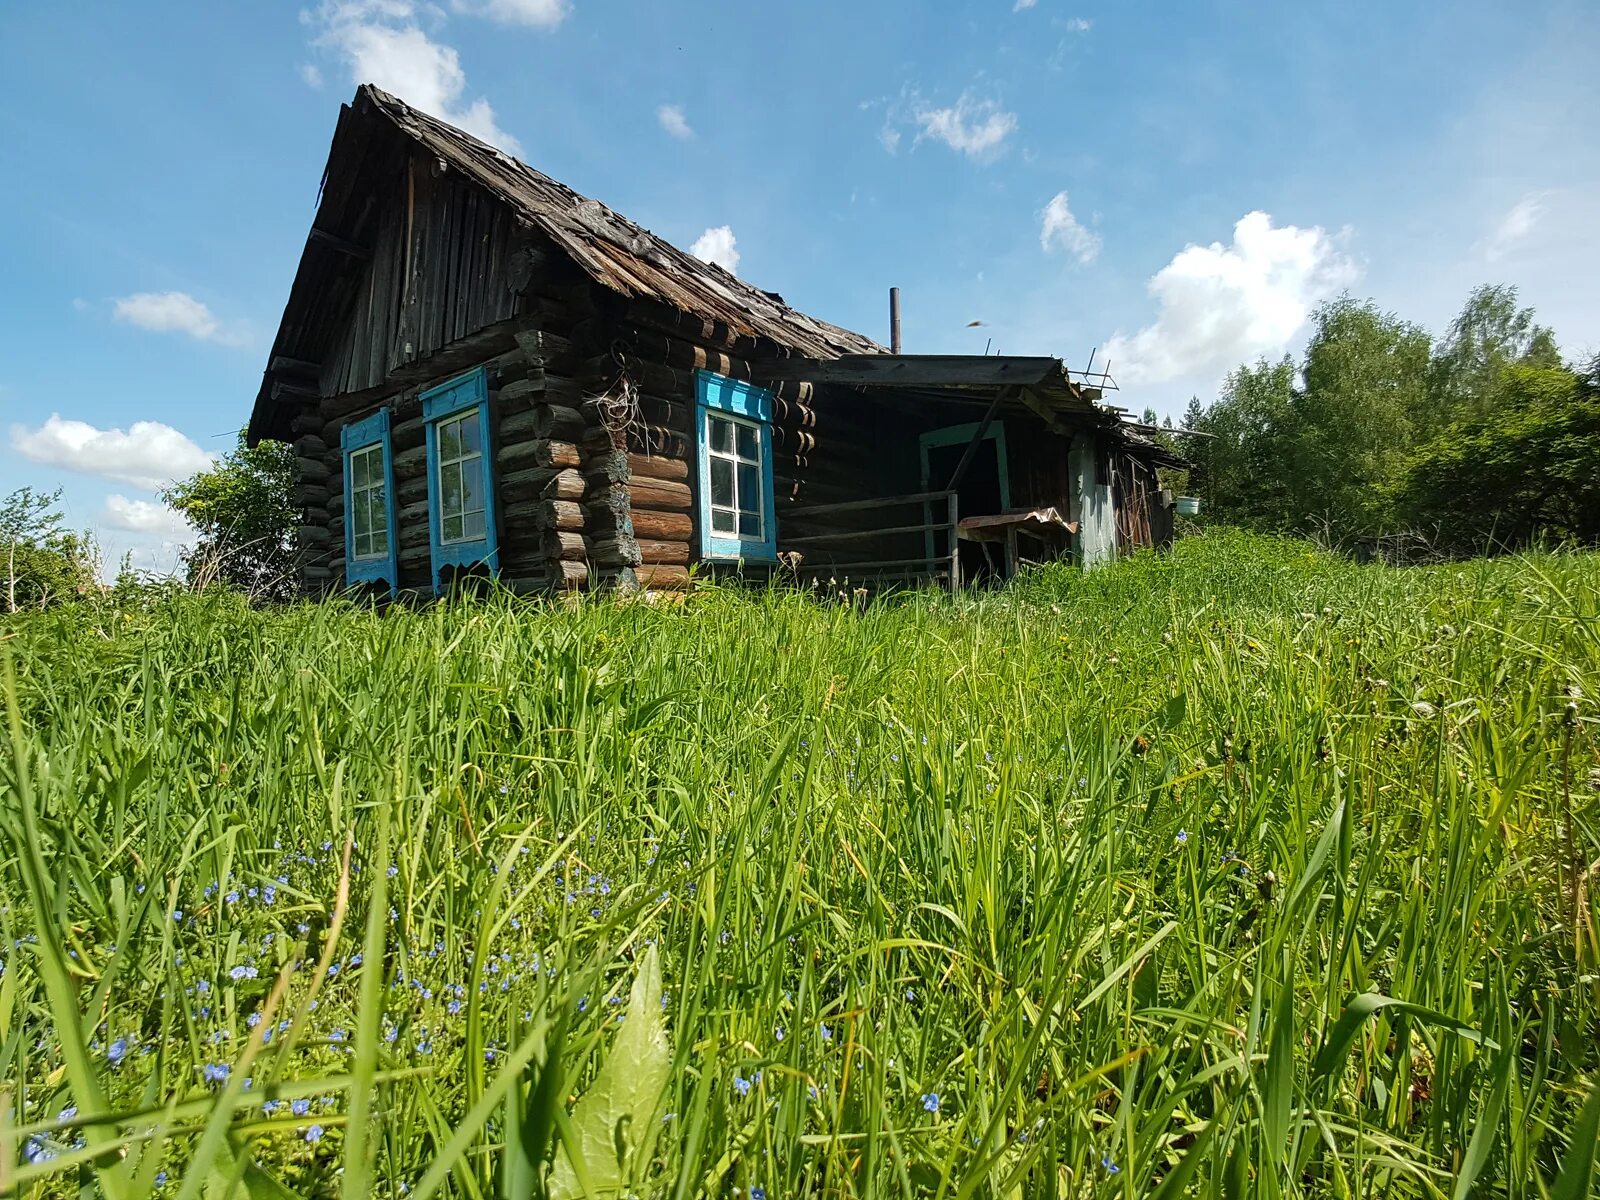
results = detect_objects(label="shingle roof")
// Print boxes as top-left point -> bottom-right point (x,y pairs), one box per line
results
360,85 -> 882,359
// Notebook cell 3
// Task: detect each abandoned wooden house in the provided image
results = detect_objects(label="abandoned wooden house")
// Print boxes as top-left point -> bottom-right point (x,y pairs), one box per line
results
246,85 -> 1185,596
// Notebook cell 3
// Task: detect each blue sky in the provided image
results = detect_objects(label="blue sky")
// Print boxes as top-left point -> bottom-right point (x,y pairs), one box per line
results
2,0 -> 1596,573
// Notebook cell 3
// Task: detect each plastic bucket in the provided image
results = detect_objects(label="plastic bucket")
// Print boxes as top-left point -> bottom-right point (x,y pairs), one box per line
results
1175,496 -> 1201,516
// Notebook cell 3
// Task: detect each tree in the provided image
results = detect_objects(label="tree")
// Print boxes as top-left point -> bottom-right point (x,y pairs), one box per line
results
1293,297 -> 1431,533
1186,355 -> 1300,529
1396,362 -> 1600,553
162,431 -> 298,599
1428,284 -> 1559,423
1,487 -> 96,612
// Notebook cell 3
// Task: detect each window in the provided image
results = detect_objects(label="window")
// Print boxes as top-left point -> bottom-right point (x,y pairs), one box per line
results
422,368 -> 498,592
340,408 -> 398,592
696,370 -> 776,561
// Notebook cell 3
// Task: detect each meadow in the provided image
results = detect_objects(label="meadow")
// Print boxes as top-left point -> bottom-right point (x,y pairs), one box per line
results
1,531 -> 1596,1199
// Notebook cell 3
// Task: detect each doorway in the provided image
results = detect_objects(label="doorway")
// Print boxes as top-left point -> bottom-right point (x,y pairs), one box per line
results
920,422 -> 1011,584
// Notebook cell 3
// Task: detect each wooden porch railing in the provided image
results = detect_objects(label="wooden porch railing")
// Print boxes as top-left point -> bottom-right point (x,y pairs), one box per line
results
778,490 -> 961,590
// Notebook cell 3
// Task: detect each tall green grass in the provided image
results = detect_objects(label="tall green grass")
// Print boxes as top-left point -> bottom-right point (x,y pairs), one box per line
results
1,530 -> 1596,1197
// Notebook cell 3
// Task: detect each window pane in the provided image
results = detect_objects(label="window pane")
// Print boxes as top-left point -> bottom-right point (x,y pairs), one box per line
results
738,511 -> 761,538
369,484 -> 387,533
459,410 -> 482,456
351,489 -> 369,540
439,418 -> 462,463
736,423 -> 758,460
351,449 -> 369,489
709,414 -> 733,454
443,513 -> 464,543
463,509 -> 485,541
711,508 -> 735,533
371,528 -> 388,557
737,462 -> 762,511
461,459 -> 482,518
710,457 -> 734,507
441,461 -> 463,520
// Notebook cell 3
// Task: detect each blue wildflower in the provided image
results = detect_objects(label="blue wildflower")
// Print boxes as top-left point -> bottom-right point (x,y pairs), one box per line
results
202,1063 -> 229,1084
107,1037 -> 129,1065
1101,1154 -> 1120,1175
1174,829 -> 1189,846
305,1124 -> 324,1143
921,1093 -> 940,1113
291,1099 -> 311,1116
732,1073 -> 752,1097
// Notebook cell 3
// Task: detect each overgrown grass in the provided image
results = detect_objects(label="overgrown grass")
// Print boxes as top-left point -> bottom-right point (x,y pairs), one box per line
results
1,530 -> 1597,1198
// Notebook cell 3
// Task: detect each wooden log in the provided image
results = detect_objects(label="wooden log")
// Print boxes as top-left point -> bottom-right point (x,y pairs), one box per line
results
296,456 -> 332,483
497,439 -> 581,471
635,538 -> 690,565
628,452 -> 688,482
503,498 -> 583,531
628,478 -> 692,511
297,525 -> 332,544
535,404 -> 586,441
583,449 -> 630,486
497,376 -> 547,406
538,467 -> 586,501
634,563 -> 691,590
294,434 -> 329,457
392,445 -> 426,476
544,530 -> 589,561
301,484 -> 332,509
628,509 -> 693,541
554,559 -> 589,590
303,506 -> 330,528
291,410 -> 325,437
590,535 -> 642,567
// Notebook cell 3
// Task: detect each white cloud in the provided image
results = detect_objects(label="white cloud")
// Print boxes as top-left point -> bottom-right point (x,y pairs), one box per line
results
450,0 -> 569,27
1013,0 -> 1038,9
309,1 -> 521,154
1039,191 -> 1100,264
1103,211 -> 1359,385
913,92 -> 1018,160
11,415 -> 216,491
102,495 -> 194,539
690,225 -> 740,275
1480,191 -> 1550,262
1062,16 -> 1091,31
300,62 -> 324,88
112,291 -> 235,343
878,122 -> 902,154
656,103 -> 693,139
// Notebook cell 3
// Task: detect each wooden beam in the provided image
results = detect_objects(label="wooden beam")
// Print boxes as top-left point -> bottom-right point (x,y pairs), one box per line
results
309,226 -> 374,261
1018,386 -> 1073,436
945,386 -> 1013,493
270,355 -> 322,377
751,355 -> 1061,388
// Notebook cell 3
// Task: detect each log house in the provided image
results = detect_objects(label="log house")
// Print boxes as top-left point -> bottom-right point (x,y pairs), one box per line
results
247,86 -> 1184,597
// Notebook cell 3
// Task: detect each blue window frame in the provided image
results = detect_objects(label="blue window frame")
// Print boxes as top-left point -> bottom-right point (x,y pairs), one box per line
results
695,370 -> 777,562
340,408 -> 398,593
422,368 -> 498,592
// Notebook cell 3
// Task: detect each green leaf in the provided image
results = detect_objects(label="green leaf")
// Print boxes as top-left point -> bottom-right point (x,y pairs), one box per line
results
1157,691 -> 1187,730
550,944 -> 673,1200
1550,1076 -> 1600,1200
1312,992 -> 1491,1085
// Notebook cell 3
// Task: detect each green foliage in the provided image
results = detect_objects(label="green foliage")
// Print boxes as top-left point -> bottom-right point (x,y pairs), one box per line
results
1,533 -> 1596,1197
1,486 -> 96,612
162,431 -> 297,599
1396,364 -> 1600,553
1188,283 -> 1589,553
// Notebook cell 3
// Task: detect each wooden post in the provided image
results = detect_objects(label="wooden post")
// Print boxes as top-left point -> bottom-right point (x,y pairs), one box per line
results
946,491 -> 961,591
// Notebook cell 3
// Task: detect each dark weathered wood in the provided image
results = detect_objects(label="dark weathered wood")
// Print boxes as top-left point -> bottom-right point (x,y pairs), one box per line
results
497,439 -> 581,471
945,387 -> 1012,492
784,491 -> 956,519
309,226 -> 373,260
535,404 -> 586,441
296,457 -> 332,483
752,355 -> 1061,388
544,530 -> 588,560
635,538 -> 689,564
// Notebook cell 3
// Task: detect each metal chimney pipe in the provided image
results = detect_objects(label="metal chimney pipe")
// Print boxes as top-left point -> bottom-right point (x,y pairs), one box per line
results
889,287 -> 902,354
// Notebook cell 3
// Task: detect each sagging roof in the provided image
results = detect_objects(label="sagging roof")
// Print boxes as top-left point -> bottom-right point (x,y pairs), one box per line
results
756,354 -> 1190,468
354,86 -> 882,361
